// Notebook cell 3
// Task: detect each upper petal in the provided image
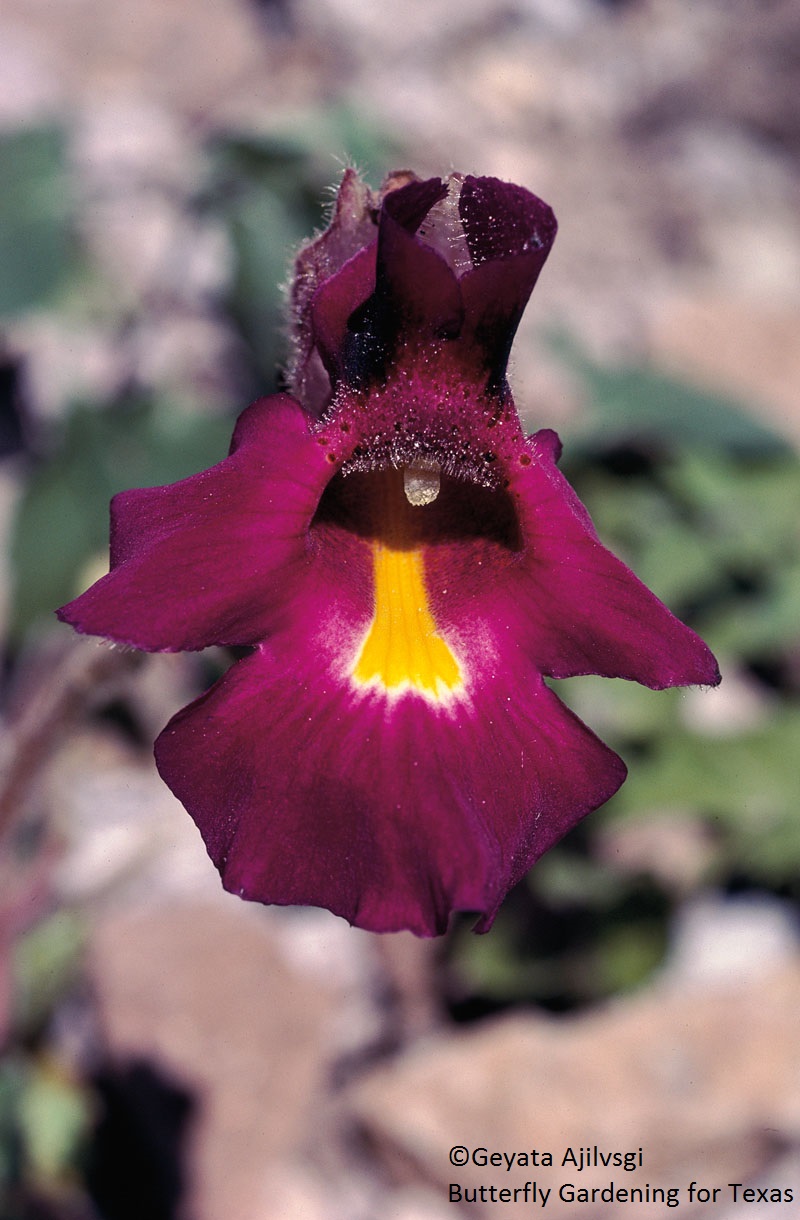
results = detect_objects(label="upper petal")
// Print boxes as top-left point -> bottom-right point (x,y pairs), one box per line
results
57,394 -> 332,652
459,175 -> 557,265
338,177 -> 464,387
299,172 -> 559,396
458,177 -> 557,385
287,166 -> 380,409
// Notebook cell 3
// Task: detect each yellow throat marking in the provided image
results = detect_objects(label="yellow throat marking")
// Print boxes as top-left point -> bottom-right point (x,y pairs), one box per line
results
352,528 -> 462,700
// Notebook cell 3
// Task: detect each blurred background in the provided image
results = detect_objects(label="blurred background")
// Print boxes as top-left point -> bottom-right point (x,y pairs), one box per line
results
1,0 -> 799,1216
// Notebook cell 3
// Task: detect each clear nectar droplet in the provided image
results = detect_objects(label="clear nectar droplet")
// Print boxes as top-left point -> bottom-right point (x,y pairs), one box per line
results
403,458 -> 441,506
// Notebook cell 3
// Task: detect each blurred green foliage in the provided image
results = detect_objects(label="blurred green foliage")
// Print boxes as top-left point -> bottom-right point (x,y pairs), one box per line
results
12,913 -> 85,1040
0,909 -> 90,1217
0,1054 -> 91,1218
0,126 -> 74,317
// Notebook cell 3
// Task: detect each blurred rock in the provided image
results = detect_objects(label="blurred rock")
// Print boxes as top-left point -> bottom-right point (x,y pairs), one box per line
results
597,813 -> 717,892
10,316 -> 124,424
49,725 -> 217,908
0,22 -> 66,125
347,953 -> 800,1216
664,894 -> 800,988
649,293 -> 800,446
89,901 -> 337,1220
0,0 -> 295,122
714,1148 -> 800,1220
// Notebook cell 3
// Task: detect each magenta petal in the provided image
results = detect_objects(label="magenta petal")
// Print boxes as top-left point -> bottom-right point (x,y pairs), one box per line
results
377,182 -> 463,336
459,176 -> 557,265
503,432 -> 721,688
310,179 -> 463,390
57,395 -> 330,651
155,645 -> 626,936
289,167 -> 380,412
310,244 -> 377,383
459,177 -> 557,379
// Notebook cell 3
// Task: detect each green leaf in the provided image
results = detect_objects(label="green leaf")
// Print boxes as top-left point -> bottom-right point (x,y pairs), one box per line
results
609,711 -> 800,885
549,675 -> 683,742
0,126 -> 73,316
551,334 -> 791,458
208,105 -> 403,192
0,1059 -> 25,1195
11,912 -> 84,1038
224,189 -> 305,387
18,1063 -> 90,1186
665,452 -> 800,569
597,922 -> 667,994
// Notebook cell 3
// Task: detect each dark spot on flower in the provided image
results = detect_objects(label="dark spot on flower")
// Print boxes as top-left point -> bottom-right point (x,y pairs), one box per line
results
482,451 -> 497,463
313,468 -> 522,555
340,422 -> 350,433
519,453 -> 531,466
326,453 -> 337,463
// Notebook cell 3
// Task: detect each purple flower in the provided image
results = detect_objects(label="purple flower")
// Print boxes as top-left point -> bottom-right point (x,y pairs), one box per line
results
58,171 -> 720,936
